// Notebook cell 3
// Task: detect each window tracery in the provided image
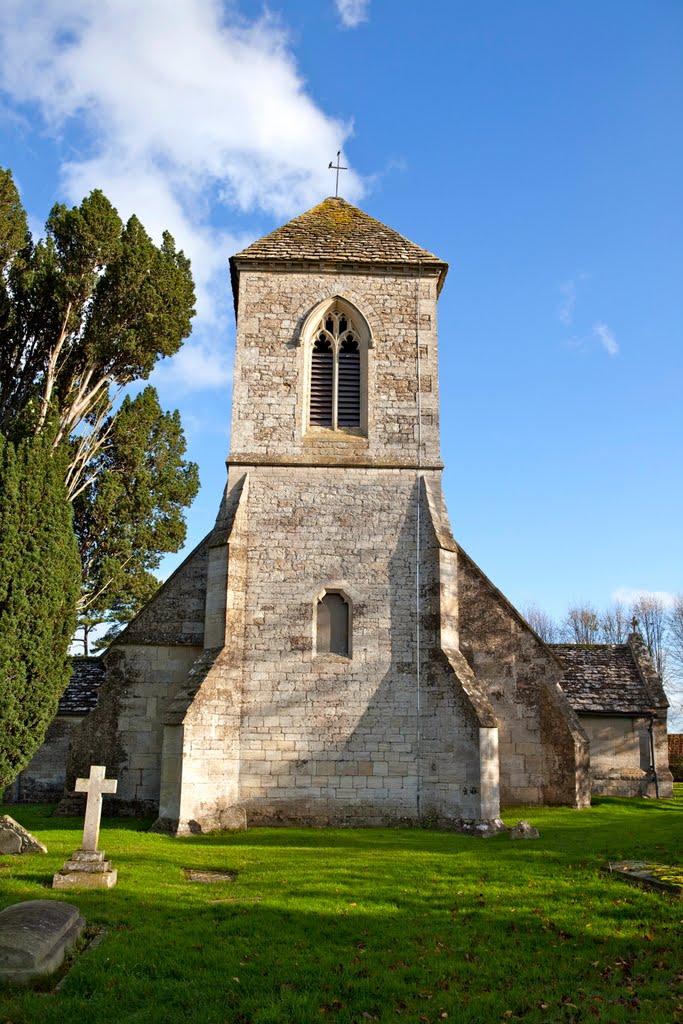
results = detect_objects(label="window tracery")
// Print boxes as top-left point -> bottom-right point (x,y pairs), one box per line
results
309,307 -> 361,430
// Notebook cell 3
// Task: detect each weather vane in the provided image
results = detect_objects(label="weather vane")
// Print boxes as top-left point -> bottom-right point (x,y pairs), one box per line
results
328,150 -> 347,197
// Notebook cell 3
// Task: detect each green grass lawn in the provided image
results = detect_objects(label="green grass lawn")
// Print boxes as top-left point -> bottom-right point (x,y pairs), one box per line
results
1,791 -> 682,1024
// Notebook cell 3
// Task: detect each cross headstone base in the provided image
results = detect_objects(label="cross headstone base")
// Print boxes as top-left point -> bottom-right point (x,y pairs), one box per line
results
53,849 -> 117,889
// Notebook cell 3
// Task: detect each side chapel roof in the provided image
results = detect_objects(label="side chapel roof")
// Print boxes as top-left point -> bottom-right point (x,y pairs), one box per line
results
58,657 -> 105,715
230,196 -> 448,308
551,642 -> 668,716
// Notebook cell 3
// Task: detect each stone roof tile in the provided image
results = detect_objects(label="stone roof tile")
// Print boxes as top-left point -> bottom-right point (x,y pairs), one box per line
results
232,196 -> 447,280
59,658 -> 105,715
552,644 -> 653,715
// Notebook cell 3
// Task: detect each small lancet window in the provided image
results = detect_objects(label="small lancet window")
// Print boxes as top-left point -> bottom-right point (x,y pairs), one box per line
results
338,335 -> 360,427
310,335 -> 333,426
308,306 -> 361,431
316,592 -> 350,657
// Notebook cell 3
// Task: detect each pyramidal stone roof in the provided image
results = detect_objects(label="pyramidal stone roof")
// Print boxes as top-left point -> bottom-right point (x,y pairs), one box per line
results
231,196 -> 447,292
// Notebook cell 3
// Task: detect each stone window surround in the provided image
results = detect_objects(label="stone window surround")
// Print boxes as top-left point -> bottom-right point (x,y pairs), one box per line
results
301,295 -> 372,438
312,585 -> 354,660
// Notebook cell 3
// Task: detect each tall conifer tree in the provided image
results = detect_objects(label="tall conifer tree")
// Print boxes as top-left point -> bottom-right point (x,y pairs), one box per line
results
0,434 -> 81,788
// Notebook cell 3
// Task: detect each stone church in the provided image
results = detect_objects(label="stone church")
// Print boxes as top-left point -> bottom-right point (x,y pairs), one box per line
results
14,198 -> 671,830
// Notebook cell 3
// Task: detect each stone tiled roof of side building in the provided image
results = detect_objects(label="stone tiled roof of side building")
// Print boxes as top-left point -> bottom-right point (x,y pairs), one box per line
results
551,643 -> 663,715
231,196 -> 448,291
58,657 -> 105,715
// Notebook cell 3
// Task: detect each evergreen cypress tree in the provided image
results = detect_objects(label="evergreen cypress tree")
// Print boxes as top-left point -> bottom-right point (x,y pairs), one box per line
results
0,433 -> 81,788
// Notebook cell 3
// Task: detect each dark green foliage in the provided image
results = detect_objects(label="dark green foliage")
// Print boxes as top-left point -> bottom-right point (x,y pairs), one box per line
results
0,168 -> 29,271
0,167 -> 199,641
0,434 -> 80,788
75,385 -> 199,646
0,174 -> 195,458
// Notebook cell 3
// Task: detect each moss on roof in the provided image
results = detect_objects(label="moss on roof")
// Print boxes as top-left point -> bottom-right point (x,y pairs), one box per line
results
232,196 -> 447,282
552,644 -> 657,715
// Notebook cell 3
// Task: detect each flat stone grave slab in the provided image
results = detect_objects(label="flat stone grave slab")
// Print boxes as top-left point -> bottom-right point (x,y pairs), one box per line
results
0,900 -> 85,983
183,868 -> 236,883
602,860 -> 683,896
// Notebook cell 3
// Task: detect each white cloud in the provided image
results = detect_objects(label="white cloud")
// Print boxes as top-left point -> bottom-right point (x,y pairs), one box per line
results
0,0 -> 365,330
335,0 -> 370,28
612,588 -> 677,609
558,272 -> 588,325
593,321 -> 619,357
152,338 -> 233,395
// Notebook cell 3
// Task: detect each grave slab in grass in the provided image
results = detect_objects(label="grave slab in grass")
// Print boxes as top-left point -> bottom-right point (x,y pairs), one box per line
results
602,860 -> 683,896
0,900 -> 85,983
183,868 -> 237,883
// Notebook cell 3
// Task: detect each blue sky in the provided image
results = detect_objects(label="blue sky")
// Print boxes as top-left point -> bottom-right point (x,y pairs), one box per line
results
0,0 -> 681,624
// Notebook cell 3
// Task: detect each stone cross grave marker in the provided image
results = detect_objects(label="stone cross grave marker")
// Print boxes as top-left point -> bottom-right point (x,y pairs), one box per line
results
53,765 -> 118,890
76,765 -> 118,851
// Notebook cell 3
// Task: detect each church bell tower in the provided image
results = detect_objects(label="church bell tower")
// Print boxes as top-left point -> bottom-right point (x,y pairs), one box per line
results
75,196 -> 589,835
154,197 -> 503,832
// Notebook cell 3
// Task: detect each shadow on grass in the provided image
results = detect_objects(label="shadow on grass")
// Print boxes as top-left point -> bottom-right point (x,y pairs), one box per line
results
1,798 -> 682,1022
1,859 -> 681,1024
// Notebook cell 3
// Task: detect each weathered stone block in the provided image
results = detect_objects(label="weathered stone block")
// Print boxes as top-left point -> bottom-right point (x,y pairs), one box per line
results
0,815 -> 47,854
53,849 -> 117,889
0,900 -> 85,983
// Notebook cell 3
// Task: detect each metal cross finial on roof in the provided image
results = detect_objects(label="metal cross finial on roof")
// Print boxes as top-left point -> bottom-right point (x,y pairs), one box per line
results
631,615 -> 639,634
328,150 -> 348,197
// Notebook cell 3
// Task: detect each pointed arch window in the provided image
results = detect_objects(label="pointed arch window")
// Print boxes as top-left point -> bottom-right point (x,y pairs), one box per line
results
308,307 -> 361,430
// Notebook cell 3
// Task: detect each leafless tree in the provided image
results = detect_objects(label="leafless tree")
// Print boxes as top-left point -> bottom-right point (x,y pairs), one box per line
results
631,594 -> 668,679
514,595 -> 683,728
666,596 -> 683,731
562,604 -> 601,644
522,605 -> 559,643
668,596 -> 683,675
600,601 -> 629,643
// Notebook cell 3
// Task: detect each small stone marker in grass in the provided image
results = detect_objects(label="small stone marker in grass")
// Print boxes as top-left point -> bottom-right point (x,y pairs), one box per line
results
509,820 -> 539,840
602,860 -> 683,896
52,766 -> 118,890
0,815 -> 47,855
0,900 -> 85,983
184,868 -> 237,883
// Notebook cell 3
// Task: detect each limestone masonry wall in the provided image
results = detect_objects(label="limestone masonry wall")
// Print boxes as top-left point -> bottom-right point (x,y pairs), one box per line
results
225,465 -> 484,827
230,267 -> 442,467
121,536 -> 210,646
457,553 -> 590,808
66,643 -> 201,814
4,717 -> 80,803
582,714 -> 672,797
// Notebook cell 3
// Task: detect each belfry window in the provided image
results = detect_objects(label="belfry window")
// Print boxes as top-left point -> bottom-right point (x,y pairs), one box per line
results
310,336 -> 334,426
308,308 -> 361,430
316,592 -> 350,657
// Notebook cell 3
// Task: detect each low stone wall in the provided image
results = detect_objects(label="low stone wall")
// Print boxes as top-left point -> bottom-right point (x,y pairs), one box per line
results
581,715 -> 673,797
3,717 -> 83,804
